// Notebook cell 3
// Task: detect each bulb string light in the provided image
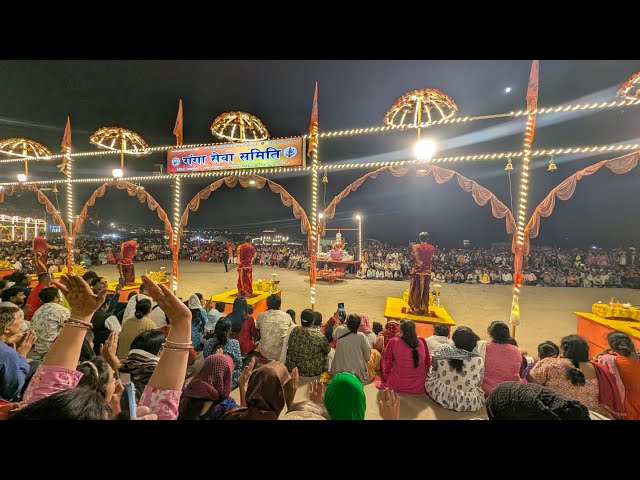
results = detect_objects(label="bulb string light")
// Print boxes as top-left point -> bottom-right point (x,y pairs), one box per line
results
172,176 -> 181,293
1,97 -> 638,165
310,141 -> 320,309
1,141 -> 639,188
64,145 -> 74,267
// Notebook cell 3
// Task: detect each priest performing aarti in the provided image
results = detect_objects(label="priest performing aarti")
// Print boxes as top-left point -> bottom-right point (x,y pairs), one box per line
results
118,239 -> 138,285
408,231 -> 435,315
33,234 -> 61,274
237,235 -> 256,296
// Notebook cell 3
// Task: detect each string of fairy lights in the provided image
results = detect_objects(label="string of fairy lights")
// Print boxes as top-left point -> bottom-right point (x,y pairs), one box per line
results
1,96 -> 639,166
172,176 -> 181,292
0,77 -> 638,305
0,141 -> 639,188
310,143 -> 320,308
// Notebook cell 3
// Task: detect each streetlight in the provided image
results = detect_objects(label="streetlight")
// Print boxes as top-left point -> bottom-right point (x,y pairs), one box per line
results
354,214 -> 363,261
112,168 -> 123,178
17,173 -> 27,182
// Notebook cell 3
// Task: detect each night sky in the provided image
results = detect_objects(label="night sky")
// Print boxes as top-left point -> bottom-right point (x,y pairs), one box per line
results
0,60 -> 639,249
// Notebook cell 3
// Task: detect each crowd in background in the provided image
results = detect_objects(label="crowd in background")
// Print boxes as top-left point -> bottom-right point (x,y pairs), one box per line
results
1,236 -> 638,289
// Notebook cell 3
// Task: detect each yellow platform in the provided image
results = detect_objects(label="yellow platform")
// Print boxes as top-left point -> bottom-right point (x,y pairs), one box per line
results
384,296 -> 455,337
208,289 -> 282,315
107,279 -> 170,302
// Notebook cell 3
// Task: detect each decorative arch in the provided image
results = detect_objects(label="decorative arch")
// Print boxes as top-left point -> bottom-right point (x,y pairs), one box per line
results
73,181 -> 174,246
320,164 -> 516,236
0,184 -> 69,240
523,150 -> 639,255
179,174 -> 311,247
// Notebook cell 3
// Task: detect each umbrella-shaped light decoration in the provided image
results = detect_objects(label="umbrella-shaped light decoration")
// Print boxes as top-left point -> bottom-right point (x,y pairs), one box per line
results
617,71 -> 640,101
210,111 -> 270,142
0,138 -> 52,181
89,127 -> 150,177
384,88 -> 458,129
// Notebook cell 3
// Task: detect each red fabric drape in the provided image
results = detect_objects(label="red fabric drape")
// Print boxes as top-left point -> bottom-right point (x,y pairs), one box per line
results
73,181 -> 174,248
0,185 -> 69,240
179,174 -> 310,239
523,151 -> 639,255
320,165 -> 516,237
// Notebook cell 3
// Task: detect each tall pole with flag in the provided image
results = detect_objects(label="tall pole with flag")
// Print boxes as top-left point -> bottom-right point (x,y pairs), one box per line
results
308,82 -> 319,310
172,99 -> 183,293
59,117 -> 74,270
510,60 -> 540,338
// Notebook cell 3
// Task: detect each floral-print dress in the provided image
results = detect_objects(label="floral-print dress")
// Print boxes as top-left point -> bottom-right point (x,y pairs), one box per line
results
425,356 -> 485,412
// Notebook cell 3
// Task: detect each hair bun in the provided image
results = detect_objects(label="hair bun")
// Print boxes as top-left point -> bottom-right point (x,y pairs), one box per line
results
134,311 -> 143,319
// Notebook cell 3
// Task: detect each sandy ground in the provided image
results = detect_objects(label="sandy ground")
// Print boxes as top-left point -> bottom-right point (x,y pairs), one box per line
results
94,260 -> 640,420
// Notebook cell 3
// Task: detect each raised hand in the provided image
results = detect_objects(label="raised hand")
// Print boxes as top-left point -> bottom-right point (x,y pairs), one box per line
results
100,331 -> 120,371
290,367 -> 299,393
238,356 -> 256,407
53,274 -> 107,320
309,379 -> 325,405
141,275 -> 190,326
238,356 -> 256,393
378,387 -> 400,420
15,330 -> 37,357
108,379 -> 124,419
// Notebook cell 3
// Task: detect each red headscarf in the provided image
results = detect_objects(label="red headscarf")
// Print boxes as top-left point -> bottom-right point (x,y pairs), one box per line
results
183,354 -> 234,402
382,320 -> 400,347
358,313 -> 373,335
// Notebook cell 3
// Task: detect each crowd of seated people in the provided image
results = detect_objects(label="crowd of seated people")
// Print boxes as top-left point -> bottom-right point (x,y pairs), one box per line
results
357,243 -> 639,288
1,262 -> 639,420
3,234 -> 637,290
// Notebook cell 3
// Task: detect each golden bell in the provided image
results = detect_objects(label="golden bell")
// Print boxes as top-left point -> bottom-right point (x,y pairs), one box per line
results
548,158 -> 558,171
52,185 -> 59,194
504,158 -> 513,171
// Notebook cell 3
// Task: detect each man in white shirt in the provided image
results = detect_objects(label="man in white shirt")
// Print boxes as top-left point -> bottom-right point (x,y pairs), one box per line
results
12,258 -> 22,271
501,271 -> 513,284
205,301 -> 226,335
122,283 -> 166,327
255,294 -> 293,361
29,287 -> 70,360
426,324 -> 453,356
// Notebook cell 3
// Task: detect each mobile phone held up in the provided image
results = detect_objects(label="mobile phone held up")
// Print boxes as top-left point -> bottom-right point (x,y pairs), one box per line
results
118,277 -> 126,289
338,302 -> 346,321
124,382 -> 137,420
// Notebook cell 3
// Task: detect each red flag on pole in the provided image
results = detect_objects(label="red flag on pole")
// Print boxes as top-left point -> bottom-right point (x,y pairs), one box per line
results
526,60 -> 540,138
58,116 -> 72,173
61,116 -> 71,151
307,82 -> 318,157
173,99 -> 183,146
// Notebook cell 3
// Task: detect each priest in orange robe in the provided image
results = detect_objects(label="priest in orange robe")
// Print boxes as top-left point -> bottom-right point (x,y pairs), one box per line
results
408,231 -> 435,315
237,236 -> 256,296
33,234 -> 60,274
118,239 -> 138,285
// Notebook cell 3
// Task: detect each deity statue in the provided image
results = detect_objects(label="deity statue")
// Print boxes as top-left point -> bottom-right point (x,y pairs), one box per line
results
330,231 -> 346,261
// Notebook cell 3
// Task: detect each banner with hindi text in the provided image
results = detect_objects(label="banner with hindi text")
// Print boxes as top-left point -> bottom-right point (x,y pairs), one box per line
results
167,137 -> 305,173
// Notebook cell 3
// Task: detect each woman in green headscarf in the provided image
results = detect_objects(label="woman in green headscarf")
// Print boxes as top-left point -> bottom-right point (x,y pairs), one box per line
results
324,372 -> 366,420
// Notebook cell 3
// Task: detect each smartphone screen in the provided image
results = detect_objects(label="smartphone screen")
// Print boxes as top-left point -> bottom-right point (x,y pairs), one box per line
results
123,382 -> 137,420
118,277 -> 125,288
338,302 -> 345,319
